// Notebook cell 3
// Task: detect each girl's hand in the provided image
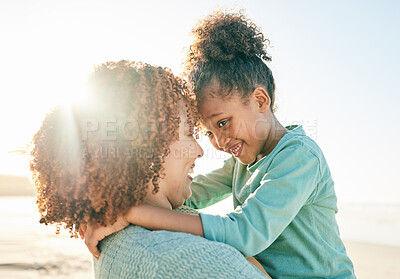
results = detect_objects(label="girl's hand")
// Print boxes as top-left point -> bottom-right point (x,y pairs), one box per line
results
80,216 -> 129,260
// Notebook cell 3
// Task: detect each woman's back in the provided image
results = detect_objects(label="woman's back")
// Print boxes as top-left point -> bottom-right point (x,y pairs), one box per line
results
94,225 -> 265,279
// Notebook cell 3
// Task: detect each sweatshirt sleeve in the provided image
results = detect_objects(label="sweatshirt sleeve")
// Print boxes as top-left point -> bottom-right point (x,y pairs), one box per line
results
200,144 -> 321,257
184,156 -> 235,209
155,238 -> 266,279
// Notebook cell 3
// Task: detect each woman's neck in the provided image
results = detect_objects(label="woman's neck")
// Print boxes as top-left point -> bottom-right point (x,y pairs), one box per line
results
144,185 -> 173,210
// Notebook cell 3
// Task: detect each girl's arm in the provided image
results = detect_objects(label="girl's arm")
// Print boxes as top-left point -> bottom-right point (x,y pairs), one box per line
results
82,206 -> 203,259
85,145 -> 322,270
121,206 -> 271,278
126,203 -> 204,236
131,145 -> 320,257
85,145 -> 321,259
127,145 -> 321,258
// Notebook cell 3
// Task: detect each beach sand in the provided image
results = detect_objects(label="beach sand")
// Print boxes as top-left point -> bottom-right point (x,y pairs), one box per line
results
344,240 -> 400,279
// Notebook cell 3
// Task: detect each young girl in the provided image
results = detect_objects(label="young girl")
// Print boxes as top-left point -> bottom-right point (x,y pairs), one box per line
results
84,11 -> 355,278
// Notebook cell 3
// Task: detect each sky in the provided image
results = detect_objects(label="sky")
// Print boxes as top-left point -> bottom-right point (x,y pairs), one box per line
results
0,0 -> 399,203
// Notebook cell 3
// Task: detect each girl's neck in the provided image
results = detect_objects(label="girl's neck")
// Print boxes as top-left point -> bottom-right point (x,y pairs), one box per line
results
257,115 -> 287,161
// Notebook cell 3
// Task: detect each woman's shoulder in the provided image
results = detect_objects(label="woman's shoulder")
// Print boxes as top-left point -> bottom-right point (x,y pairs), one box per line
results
102,224 -> 235,254
98,220 -> 222,249
99,205 -> 199,251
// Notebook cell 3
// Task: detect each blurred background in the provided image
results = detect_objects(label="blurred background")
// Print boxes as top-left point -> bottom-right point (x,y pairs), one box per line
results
1,0 -> 399,278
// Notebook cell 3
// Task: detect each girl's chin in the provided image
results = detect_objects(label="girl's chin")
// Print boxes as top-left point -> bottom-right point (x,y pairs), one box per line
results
237,155 -> 252,164
236,148 -> 260,164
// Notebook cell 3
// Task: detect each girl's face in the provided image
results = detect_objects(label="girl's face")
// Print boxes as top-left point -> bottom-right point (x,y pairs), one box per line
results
149,104 -> 204,209
199,89 -> 272,165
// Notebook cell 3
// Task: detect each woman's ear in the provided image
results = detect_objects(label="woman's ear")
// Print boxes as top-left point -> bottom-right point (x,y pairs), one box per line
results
251,87 -> 271,113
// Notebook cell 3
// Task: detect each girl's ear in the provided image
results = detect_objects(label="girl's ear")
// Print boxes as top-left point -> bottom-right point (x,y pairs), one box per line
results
252,87 -> 271,113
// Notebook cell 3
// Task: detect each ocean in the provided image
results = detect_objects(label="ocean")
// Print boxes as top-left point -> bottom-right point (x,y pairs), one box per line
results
1,196 -> 399,278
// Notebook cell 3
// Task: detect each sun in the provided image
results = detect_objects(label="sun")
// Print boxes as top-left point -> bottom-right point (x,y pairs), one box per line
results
0,60 -> 93,176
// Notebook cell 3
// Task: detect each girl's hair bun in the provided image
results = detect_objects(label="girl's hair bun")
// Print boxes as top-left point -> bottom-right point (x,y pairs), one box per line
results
187,10 -> 271,66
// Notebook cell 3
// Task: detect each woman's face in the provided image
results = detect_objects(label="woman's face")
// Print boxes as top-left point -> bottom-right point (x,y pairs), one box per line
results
148,103 -> 204,209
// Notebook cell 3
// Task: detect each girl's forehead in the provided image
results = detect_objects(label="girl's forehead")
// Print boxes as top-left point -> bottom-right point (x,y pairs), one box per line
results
199,94 -> 246,118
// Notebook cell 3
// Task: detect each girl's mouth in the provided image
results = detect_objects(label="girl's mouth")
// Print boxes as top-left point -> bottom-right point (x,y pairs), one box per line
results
227,142 -> 243,157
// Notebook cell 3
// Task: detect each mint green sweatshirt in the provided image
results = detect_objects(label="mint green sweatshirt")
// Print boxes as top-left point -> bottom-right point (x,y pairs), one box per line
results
185,125 -> 355,279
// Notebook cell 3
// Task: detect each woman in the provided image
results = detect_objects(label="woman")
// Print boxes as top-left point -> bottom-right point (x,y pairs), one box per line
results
30,60 -> 267,278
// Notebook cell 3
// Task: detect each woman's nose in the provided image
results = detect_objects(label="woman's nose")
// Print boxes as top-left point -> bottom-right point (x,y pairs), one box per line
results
195,139 -> 204,158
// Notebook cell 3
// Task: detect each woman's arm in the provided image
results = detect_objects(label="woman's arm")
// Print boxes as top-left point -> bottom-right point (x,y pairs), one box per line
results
246,257 -> 271,278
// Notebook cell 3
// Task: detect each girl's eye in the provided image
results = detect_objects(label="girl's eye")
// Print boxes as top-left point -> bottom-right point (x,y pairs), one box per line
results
205,131 -> 213,137
217,120 -> 228,128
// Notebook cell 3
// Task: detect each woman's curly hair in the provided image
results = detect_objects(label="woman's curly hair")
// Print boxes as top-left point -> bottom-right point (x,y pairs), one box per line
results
184,10 -> 276,112
29,60 -> 198,237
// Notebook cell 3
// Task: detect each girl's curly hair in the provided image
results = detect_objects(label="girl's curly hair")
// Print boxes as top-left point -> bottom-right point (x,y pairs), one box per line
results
29,60 -> 198,237
185,10 -> 276,112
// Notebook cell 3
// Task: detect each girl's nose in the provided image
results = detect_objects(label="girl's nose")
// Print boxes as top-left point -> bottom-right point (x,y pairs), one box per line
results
214,134 -> 229,151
